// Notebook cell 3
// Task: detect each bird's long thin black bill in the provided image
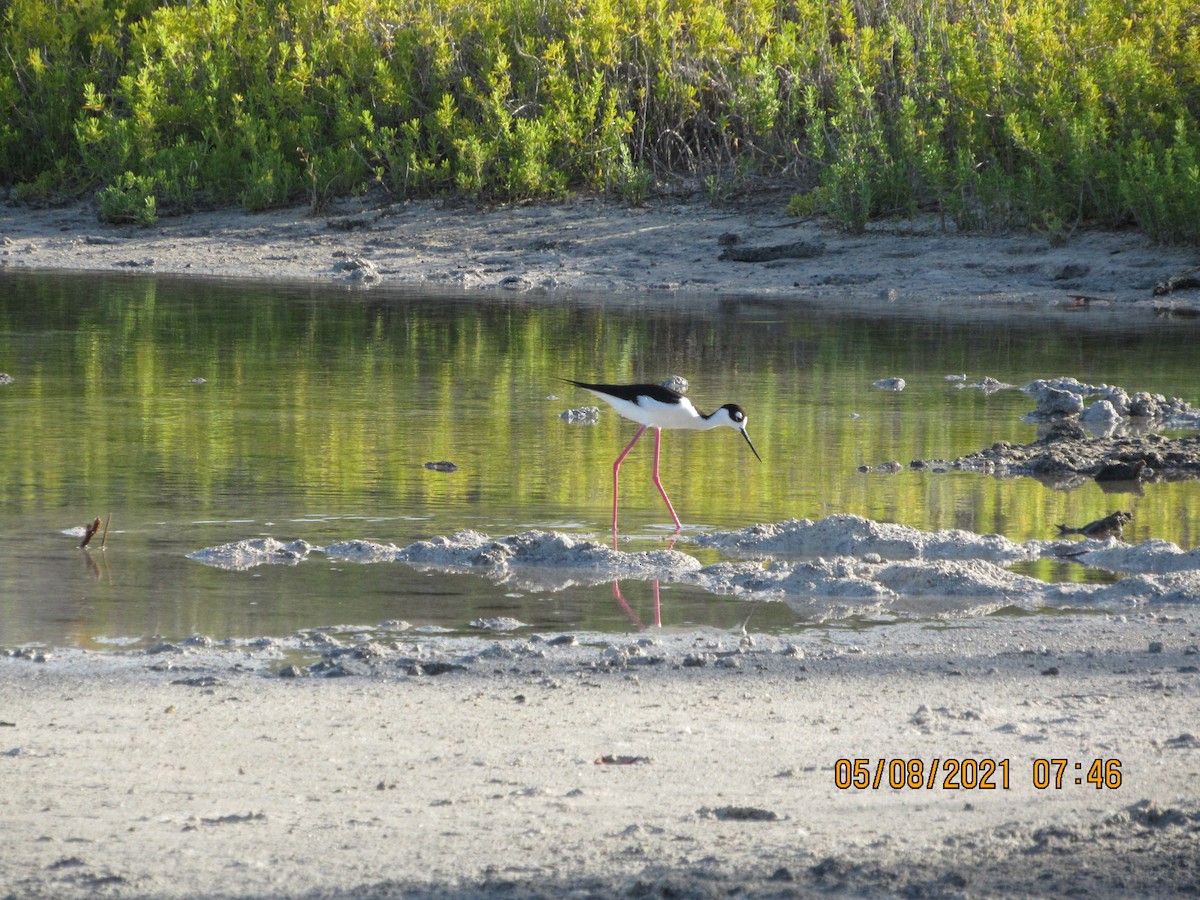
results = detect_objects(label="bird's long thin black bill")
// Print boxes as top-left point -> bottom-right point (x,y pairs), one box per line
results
742,429 -> 762,462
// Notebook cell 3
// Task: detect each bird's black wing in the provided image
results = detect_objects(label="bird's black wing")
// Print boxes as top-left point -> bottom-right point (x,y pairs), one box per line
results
562,379 -> 684,403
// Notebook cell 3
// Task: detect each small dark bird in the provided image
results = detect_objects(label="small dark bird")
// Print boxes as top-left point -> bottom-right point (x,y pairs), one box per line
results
1094,459 -> 1147,482
1057,511 -> 1133,539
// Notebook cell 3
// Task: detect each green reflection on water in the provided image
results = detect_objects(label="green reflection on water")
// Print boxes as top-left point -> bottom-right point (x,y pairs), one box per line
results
1,270 -> 1198,645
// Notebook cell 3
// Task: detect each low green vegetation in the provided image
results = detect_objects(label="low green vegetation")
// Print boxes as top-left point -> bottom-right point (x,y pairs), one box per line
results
2,0 -> 1198,241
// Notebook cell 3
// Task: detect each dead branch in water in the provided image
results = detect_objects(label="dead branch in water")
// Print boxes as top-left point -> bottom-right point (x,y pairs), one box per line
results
80,517 -> 102,549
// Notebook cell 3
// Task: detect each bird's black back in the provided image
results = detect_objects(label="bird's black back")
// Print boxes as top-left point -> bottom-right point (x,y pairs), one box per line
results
562,379 -> 685,404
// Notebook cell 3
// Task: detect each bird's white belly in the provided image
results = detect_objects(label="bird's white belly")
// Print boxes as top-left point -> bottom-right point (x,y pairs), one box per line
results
589,391 -> 704,429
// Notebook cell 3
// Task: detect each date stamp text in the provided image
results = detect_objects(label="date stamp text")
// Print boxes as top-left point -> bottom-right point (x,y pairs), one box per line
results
833,758 -> 1122,791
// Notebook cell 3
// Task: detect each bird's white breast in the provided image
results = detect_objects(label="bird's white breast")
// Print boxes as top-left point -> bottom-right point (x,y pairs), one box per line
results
588,391 -> 704,429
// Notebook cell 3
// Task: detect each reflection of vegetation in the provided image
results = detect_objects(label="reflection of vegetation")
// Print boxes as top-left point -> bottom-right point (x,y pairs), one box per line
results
2,270 -> 1200,644
1,271 -> 1198,559
2,0 -> 1199,240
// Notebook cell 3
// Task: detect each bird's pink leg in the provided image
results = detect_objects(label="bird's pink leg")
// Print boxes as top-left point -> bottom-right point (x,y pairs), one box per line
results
611,579 -> 661,630
612,425 -> 648,536
611,580 -> 645,629
652,427 -> 682,532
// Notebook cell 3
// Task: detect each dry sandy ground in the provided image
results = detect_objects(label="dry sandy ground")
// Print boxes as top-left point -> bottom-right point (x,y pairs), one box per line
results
3,615 -> 1200,899
3,193 -> 1200,897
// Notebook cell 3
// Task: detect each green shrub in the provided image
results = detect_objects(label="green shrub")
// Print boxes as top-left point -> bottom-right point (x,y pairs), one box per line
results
97,172 -> 158,225
1122,121 -> 1200,245
613,144 -> 652,204
0,0 -> 1197,242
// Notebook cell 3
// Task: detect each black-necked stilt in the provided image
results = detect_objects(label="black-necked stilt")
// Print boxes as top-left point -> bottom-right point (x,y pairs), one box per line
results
565,379 -> 761,533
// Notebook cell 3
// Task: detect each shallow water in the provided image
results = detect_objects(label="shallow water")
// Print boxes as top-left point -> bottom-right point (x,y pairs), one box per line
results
2,270 -> 1198,646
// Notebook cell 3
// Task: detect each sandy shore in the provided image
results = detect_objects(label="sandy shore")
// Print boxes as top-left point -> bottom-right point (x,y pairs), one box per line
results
3,192 -> 1200,316
4,614 -> 1200,899
3,193 -> 1200,897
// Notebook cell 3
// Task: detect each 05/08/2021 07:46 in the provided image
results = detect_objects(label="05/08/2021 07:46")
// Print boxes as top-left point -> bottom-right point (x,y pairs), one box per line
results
833,758 -> 1123,791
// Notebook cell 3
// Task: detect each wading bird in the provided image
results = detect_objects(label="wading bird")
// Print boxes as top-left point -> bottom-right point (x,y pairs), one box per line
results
565,379 -> 761,534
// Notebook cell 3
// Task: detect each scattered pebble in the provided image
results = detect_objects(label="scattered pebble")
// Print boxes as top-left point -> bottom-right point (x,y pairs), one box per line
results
660,375 -> 689,394
559,406 -> 599,425
595,755 -> 651,765
331,254 -> 379,281
3,648 -> 48,662
958,376 -> 1013,393
701,805 -> 779,822
470,617 -> 527,631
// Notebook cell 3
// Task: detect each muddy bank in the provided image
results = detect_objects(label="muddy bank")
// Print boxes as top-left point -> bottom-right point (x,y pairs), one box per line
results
5,194 -> 1200,317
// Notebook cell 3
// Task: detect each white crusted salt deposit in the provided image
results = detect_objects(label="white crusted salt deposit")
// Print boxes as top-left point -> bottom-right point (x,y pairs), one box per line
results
1070,539 -> 1200,575
396,529 -> 702,578
470,617 -> 528,631
185,537 -> 312,571
185,514 -> 1200,610
321,540 -> 402,563
691,514 -> 1038,563
692,555 -> 1097,615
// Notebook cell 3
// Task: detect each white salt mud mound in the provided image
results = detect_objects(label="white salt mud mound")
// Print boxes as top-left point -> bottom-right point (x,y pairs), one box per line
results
396,529 -> 702,577
321,540 -> 402,563
694,515 -> 1038,563
1069,539 -> 1200,575
183,520 -> 1200,607
185,538 -> 312,571
873,557 -> 1047,599
394,529 -> 496,564
1088,572 -> 1200,604
185,529 -> 702,580
696,559 -> 892,600
696,557 -> 1050,613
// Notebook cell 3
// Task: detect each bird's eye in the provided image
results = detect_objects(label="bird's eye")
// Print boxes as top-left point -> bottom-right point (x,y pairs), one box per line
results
734,411 -> 744,422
